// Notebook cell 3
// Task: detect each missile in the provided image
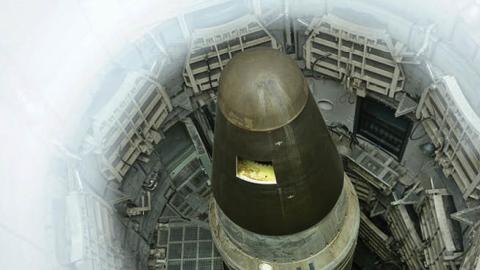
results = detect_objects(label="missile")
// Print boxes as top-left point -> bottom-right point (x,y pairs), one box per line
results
209,48 -> 360,270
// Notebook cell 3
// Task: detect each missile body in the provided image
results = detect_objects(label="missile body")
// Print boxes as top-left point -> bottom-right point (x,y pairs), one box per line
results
209,48 -> 360,270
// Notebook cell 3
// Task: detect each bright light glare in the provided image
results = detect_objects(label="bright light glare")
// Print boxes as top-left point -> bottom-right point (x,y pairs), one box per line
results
0,0 -> 197,268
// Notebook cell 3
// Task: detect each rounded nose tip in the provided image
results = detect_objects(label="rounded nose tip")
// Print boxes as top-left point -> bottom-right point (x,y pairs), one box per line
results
217,48 -> 308,131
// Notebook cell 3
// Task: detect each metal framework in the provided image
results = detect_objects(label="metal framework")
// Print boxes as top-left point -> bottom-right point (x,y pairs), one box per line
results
417,76 -> 480,201
87,72 -> 172,182
418,189 -> 463,270
304,14 -> 407,97
153,223 -> 224,270
386,198 -> 425,270
163,123 -> 211,221
183,14 -> 280,94
336,132 -> 427,268
345,145 -> 412,196
461,222 -> 480,270
65,192 -> 127,269
359,212 -> 396,262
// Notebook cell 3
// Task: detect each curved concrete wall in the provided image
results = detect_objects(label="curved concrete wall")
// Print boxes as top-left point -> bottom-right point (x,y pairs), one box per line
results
1,0 -> 479,269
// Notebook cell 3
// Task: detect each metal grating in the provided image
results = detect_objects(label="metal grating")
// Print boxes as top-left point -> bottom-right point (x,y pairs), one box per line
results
168,261 -> 182,270
183,260 -> 197,270
168,243 -> 183,260
185,226 -> 199,241
170,227 -> 184,242
159,223 -> 223,270
199,228 -> 212,240
183,243 -> 197,258
198,242 -> 213,258
198,260 -> 212,270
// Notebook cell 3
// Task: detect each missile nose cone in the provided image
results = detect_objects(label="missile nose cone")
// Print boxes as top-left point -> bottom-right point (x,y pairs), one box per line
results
218,48 -> 308,131
212,48 -> 344,235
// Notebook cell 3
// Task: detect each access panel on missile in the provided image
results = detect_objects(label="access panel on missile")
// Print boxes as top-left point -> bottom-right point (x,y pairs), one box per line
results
209,48 -> 360,270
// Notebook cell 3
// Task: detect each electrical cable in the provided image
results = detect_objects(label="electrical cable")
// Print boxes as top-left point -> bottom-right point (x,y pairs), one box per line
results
302,53 -> 333,78
409,117 -> 433,141
327,122 -> 364,150
410,105 -> 438,141
310,52 -> 332,80
409,109 -> 445,152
